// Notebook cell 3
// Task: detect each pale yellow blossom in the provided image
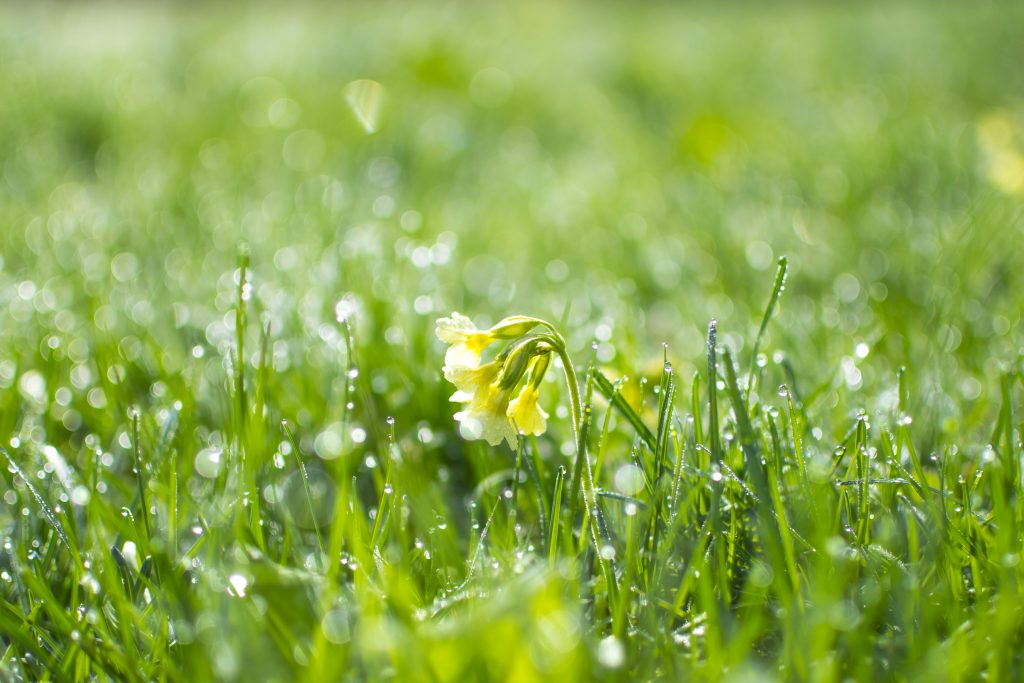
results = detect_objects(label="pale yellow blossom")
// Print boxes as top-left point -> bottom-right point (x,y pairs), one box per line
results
436,313 -> 542,368
438,313 -> 553,449
507,384 -> 548,437
444,360 -> 502,402
978,111 -> 1024,197
454,383 -> 518,448
435,312 -> 494,368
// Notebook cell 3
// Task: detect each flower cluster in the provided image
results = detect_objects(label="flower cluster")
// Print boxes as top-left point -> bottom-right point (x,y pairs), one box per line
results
436,312 -> 556,448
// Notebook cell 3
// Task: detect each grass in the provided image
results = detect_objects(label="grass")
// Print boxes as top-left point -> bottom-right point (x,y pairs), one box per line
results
1,1 -> 1024,681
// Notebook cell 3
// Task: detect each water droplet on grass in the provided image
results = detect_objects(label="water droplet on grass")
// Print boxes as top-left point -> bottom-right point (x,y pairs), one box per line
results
614,464 -> 644,495
322,606 -> 351,644
71,486 -> 90,506
597,636 -> 625,669
194,448 -> 223,479
227,574 -> 248,598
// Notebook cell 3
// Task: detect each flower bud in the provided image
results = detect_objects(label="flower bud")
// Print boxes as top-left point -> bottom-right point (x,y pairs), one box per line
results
497,338 -> 540,390
487,316 -> 542,340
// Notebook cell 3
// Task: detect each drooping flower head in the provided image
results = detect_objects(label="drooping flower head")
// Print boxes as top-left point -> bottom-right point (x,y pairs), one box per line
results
435,313 -> 542,368
437,313 -> 555,449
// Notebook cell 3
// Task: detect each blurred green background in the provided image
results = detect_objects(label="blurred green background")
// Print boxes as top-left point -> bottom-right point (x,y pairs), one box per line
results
1,0 -> 1023,478
2,2 -> 1024,680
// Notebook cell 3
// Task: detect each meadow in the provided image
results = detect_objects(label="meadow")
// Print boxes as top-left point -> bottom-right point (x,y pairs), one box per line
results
1,1 -> 1023,680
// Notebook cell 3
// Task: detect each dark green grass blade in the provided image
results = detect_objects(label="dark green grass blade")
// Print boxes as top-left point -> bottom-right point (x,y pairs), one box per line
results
749,256 -> 788,379
592,369 -> 656,450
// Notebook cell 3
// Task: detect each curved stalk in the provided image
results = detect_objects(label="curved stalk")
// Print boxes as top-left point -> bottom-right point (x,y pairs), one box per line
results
547,336 -> 616,599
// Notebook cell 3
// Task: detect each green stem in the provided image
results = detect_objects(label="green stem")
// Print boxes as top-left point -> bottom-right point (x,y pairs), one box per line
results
550,338 -> 617,601
557,344 -> 583,452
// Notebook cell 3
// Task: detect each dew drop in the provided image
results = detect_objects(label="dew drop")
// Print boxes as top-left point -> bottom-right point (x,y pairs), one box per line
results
227,574 -> 248,598
597,636 -> 625,669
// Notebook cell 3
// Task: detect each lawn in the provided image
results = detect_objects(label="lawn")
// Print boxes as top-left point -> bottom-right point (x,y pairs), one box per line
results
1,1 -> 1023,681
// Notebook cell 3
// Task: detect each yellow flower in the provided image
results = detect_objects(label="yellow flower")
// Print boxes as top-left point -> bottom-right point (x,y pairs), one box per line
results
443,360 -> 502,402
436,313 -> 542,368
507,383 -> 548,437
438,313 -> 552,449
435,312 -> 494,368
978,111 -> 1024,197
454,383 -> 518,448
447,346 -> 533,448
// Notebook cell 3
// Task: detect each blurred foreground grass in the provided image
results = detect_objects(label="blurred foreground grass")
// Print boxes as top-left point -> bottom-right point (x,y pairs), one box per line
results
1,2 -> 1023,681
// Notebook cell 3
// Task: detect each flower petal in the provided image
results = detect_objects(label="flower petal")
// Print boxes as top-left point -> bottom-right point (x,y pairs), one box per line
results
444,343 -> 482,369
508,385 -> 548,436
453,382 -> 517,448
444,361 -> 500,395
435,312 -> 477,343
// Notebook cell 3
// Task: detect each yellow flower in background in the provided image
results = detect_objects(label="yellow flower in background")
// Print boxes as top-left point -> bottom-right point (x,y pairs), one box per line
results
978,110 -> 1024,197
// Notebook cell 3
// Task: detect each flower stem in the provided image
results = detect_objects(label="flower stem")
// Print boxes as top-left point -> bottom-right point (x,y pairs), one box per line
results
549,336 -> 617,601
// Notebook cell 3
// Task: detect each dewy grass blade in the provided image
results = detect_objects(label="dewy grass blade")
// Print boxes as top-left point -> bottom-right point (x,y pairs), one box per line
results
234,246 -> 249,445
721,347 -> 790,586
647,352 -> 676,586
655,354 -> 676,480
706,321 -> 721,465
281,420 -> 326,570
748,256 -> 788,390
518,436 -> 548,543
2,447 -> 73,557
592,376 -> 622,488
0,603 -> 61,676
129,409 -> 151,547
508,436 -> 524,547
593,369 -> 656,450
548,465 -> 565,565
